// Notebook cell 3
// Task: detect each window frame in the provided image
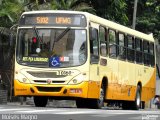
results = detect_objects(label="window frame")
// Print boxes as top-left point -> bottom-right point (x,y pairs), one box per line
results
118,32 -> 126,60
149,42 -> 155,67
108,29 -> 117,58
126,35 -> 135,62
135,38 -> 143,64
99,26 -> 108,57
89,27 -> 99,63
143,40 -> 150,66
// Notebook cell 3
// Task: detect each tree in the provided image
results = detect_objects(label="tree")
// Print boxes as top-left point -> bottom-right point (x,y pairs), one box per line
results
136,0 -> 160,39
0,0 -> 27,27
132,0 -> 138,29
0,0 -> 95,27
87,0 -> 128,25
25,0 -> 95,14
50,0 -> 95,14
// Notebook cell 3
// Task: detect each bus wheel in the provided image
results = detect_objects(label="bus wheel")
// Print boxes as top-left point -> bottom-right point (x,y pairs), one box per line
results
34,96 -> 48,107
90,85 -> 105,109
133,86 -> 141,110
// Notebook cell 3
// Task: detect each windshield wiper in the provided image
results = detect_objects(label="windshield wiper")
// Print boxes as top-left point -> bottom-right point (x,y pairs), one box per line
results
33,26 -> 41,43
52,27 -> 70,50
55,27 -> 70,42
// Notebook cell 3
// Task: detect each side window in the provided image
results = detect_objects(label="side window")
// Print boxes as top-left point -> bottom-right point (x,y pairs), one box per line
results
143,41 -> 150,66
118,33 -> 126,60
99,26 -> 107,57
90,27 -> 99,63
109,29 -> 117,58
149,43 -> 155,67
127,36 -> 135,62
135,38 -> 143,63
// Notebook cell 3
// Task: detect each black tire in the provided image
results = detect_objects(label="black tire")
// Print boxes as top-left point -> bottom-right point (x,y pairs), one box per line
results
133,86 -> 141,110
34,96 -> 48,107
95,87 -> 105,108
141,101 -> 145,109
89,85 -> 105,109
76,85 -> 105,109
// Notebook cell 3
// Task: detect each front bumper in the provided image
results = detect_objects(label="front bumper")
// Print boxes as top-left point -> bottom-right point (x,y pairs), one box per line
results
14,79 -> 89,98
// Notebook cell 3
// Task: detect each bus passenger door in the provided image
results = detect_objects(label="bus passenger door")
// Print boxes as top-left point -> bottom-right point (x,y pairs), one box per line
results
88,23 -> 100,99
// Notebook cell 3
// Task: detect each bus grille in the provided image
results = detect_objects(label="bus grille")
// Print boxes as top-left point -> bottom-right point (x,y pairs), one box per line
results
33,80 -> 65,84
27,71 -> 66,78
36,87 -> 62,92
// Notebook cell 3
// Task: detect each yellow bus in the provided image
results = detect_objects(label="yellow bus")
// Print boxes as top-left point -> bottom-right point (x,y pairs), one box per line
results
14,10 -> 156,109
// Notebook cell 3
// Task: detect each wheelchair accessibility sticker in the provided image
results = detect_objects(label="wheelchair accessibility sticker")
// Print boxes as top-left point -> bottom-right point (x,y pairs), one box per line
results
49,56 -> 60,67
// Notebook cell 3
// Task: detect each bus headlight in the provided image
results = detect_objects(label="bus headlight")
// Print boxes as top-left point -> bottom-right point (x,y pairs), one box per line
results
22,78 -> 27,83
18,77 -> 30,83
68,74 -> 85,85
15,72 -> 30,83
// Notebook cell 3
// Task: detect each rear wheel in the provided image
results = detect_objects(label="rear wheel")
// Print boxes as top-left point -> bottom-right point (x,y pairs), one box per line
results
76,85 -> 105,109
95,87 -> 105,108
122,86 -> 142,110
132,86 -> 141,110
34,96 -> 48,107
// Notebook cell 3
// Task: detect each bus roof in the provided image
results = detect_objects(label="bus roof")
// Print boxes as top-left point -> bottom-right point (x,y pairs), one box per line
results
21,10 -> 154,42
85,12 -> 154,42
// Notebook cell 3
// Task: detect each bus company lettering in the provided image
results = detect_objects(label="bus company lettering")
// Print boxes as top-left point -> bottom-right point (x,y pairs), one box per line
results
22,57 -> 48,62
56,17 -> 71,24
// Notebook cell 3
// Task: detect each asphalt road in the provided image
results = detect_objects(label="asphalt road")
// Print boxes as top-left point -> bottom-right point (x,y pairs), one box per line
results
0,104 -> 159,120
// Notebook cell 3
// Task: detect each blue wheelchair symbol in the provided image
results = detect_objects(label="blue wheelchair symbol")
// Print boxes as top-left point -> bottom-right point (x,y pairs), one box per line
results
49,57 -> 60,67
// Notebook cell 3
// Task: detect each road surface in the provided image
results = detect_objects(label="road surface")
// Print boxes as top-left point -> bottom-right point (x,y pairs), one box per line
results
0,104 -> 159,120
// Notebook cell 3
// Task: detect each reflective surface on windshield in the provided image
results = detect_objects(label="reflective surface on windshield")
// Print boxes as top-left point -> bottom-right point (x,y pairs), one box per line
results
17,28 -> 87,68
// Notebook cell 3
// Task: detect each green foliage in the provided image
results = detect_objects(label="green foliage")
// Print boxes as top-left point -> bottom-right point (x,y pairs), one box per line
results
50,0 -> 95,14
107,0 -> 128,25
90,0 -> 128,25
0,0 -> 95,27
0,0 -> 26,27
0,0 -> 159,41
136,0 -> 160,39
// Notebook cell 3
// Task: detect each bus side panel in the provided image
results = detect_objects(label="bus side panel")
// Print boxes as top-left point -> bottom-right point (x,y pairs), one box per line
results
87,80 -> 100,99
141,67 -> 156,102
106,60 -> 137,101
105,58 -> 120,100
106,84 -> 136,101
118,61 -> 136,101
87,63 -> 101,99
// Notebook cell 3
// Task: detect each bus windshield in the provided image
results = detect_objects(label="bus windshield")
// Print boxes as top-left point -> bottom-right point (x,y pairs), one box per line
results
16,28 -> 87,68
